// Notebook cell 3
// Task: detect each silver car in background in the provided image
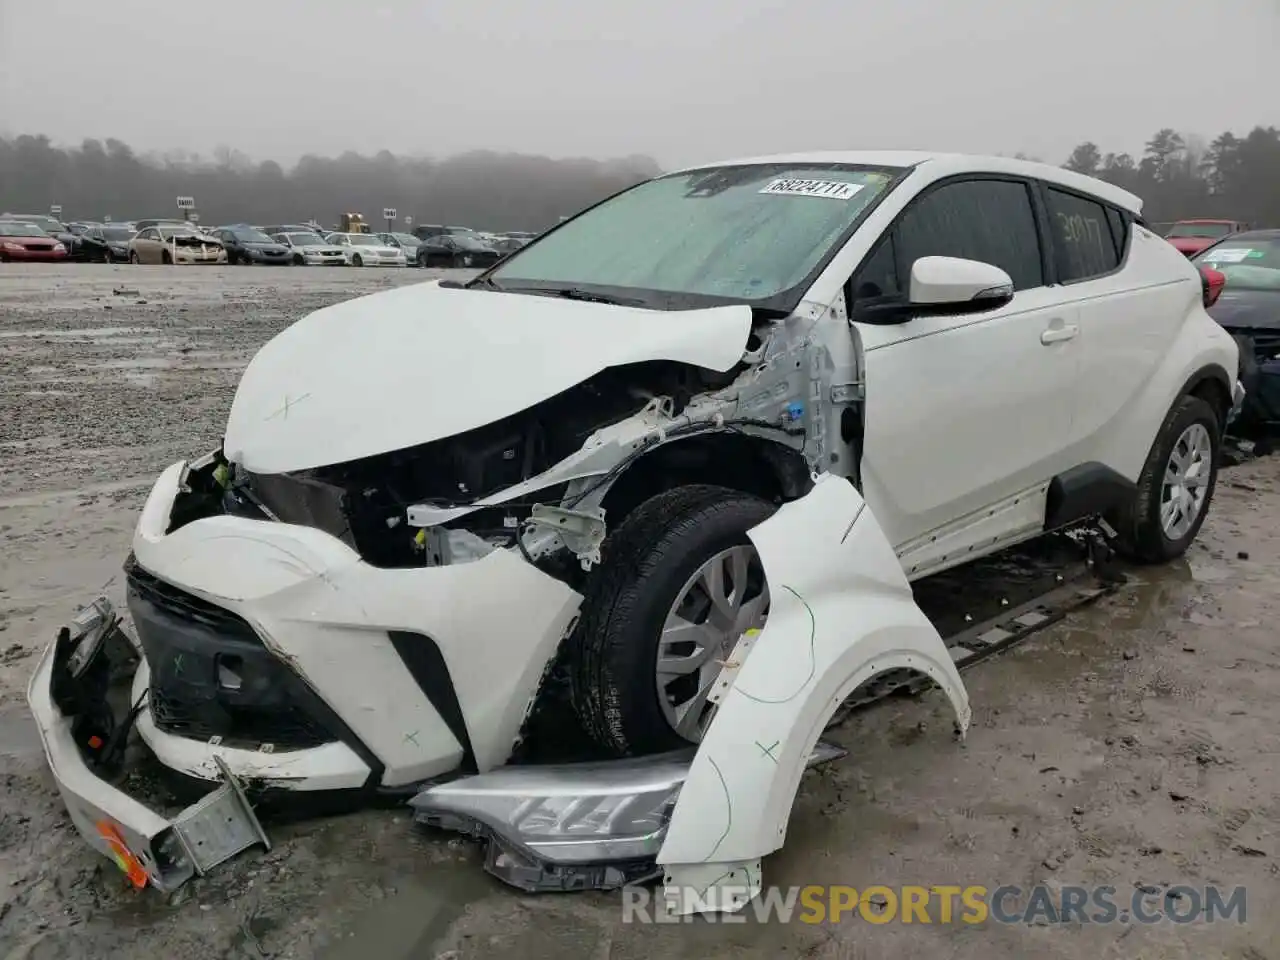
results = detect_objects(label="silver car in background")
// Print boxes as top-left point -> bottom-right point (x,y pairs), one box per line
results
273,232 -> 349,266
326,232 -> 407,267
376,232 -> 422,266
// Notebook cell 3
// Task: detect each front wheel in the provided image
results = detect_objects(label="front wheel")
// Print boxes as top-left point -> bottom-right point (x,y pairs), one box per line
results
351,254 -> 363,267
128,251 -> 140,264
568,485 -> 775,757
293,254 -> 304,265
1113,394 -> 1220,563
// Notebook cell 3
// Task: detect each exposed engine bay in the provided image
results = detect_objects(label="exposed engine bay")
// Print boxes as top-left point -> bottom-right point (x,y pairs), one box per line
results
168,313 -> 854,580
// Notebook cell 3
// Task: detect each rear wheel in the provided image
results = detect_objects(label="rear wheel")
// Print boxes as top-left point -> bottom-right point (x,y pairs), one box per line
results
161,250 -> 172,265
352,254 -> 363,267
568,485 -> 775,756
293,254 -> 304,265
1113,394 -> 1220,563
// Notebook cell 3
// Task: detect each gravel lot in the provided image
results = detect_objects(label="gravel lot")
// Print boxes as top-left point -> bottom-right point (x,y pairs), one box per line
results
2,264 -> 1278,959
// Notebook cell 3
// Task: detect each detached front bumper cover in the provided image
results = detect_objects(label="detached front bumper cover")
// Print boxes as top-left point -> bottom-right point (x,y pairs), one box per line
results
27,597 -> 271,893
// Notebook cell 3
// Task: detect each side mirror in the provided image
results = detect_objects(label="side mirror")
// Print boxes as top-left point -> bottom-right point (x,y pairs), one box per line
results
855,256 -> 1014,324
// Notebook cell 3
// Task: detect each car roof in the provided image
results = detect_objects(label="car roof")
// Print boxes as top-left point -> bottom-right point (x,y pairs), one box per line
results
1210,229 -> 1280,242
668,150 -> 1144,215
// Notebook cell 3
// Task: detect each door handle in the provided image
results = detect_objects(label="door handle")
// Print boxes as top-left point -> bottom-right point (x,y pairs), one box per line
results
1040,323 -> 1079,345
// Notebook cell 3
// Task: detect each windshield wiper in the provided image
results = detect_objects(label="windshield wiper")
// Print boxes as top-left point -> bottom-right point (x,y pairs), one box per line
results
538,287 -> 650,307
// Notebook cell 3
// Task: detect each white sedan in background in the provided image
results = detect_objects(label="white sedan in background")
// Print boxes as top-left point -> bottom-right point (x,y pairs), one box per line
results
326,232 -> 407,267
273,232 -> 349,266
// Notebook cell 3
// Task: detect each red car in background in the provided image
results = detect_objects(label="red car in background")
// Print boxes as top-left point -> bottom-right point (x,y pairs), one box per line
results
1165,219 -> 1248,257
0,220 -> 68,262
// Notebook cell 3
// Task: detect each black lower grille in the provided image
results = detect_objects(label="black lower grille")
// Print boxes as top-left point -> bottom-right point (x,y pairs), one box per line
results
125,556 -> 338,751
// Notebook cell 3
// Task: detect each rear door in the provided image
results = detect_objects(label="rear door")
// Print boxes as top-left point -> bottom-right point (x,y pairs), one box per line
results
852,176 -> 1080,573
1042,184 -> 1179,459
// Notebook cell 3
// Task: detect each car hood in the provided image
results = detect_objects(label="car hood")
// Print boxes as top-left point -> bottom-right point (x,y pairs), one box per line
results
1208,288 -> 1280,330
223,280 -> 754,474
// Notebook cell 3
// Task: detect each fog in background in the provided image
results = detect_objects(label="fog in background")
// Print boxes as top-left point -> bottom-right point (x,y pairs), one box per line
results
4,0 -> 1277,165
0,0 -> 1277,228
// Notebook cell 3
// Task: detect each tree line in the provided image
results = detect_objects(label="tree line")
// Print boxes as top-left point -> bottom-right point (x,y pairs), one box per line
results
0,136 -> 662,231
1,126 -> 1277,231
1059,126 -> 1280,229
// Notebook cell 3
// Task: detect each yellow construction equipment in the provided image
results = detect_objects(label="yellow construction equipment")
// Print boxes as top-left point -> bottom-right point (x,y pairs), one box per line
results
339,212 -> 371,234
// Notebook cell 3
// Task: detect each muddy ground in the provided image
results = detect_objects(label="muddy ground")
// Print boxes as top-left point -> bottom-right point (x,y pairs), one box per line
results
2,264 -> 1278,959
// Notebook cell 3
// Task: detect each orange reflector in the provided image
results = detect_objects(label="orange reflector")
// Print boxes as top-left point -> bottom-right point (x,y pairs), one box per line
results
87,735 -> 104,750
96,820 -> 149,888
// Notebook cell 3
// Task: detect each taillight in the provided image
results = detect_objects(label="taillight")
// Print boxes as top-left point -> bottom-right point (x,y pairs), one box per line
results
1199,266 -> 1226,308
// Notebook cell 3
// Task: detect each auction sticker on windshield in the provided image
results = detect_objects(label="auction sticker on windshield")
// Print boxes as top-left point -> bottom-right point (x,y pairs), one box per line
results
1203,247 -> 1253,263
760,179 -> 865,200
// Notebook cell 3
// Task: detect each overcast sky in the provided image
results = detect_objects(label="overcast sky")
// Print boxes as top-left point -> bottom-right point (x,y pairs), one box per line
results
1,0 -> 1277,169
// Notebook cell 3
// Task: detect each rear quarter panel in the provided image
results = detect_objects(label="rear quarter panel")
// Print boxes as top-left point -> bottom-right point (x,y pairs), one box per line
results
1076,223 -> 1236,482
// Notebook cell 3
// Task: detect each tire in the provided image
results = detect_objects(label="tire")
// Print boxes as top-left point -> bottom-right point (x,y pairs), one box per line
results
293,254 -> 304,266
1113,394 -> 1221,564
417,252 -> 428,268
161,250 -> 172,265
568,485 -> 776,756
128,251 -> 139,264
352,254 -> 363,267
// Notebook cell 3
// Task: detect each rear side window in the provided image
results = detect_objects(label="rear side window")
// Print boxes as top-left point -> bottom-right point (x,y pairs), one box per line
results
895,179 -> 1044,290
1105,206 -> 1128,257
1045,187 -> 1120,282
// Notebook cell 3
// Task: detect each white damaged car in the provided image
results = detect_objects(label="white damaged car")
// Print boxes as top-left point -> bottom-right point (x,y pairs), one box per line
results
30,151 -> 1241,911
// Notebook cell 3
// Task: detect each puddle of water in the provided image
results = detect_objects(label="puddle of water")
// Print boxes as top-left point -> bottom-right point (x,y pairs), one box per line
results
318,870 -> 497,960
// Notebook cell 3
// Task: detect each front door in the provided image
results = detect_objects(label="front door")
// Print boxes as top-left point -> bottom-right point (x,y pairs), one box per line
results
850,176 -> 1080,577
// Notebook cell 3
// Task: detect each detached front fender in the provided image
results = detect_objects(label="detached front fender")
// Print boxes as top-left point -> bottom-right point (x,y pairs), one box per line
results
657,473 -> 971,914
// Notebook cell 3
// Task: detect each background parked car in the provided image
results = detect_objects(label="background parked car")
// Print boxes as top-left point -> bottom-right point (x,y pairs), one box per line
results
133,218 -> 189,232
0,220 -> 68,262
326,232 -> 406,267
78,224 -> 138,262
258,224 -> 323,237
216,227 -> 292,265
273,232 -> 348,266
1193,230 -> 1280,432
128,224 -> 226,264
415,232 -> 502,267
1166,219 -> 1248,257
376,231 -> 421,264
411,223 -> 477,241
0,214 -> 85,258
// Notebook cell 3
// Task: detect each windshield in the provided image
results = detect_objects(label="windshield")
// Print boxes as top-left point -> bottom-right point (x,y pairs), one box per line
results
487,163 -> 901,307
158,225 -> 200,239
234,229 -> 273,243
102,228 -> 134,241
1194,238 -> 1280,291
0,222 -> 49,237
349,235 -> 382,246
1168,222 -> 1233,239
285,233 -> 320,245
390,233 -> 417,244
